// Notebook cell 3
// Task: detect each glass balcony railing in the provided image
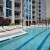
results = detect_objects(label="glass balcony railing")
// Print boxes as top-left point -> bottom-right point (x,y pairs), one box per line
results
15,0 -> 21,3
32,14 -> 35,16
15,15 -> 21,19
32,4 -> 35,6
15,7 -> 21,11
0,12 -> 4,17
0,0 -> 3,6
32,8 -> 35,11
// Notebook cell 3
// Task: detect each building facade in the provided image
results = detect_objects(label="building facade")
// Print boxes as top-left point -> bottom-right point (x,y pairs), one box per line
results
22,0 -> 31,26
0,0 -> 3,17
0,0 -> 46,26
0,0 -> 22,25
22,0 -> 46,26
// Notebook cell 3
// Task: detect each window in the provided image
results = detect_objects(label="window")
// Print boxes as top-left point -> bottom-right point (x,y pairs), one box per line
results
6,9 -> 12,17
26,0 -> 28,2
29,15 -> 31,19
6,0 -> 9,8
6,0 -> 12,9
29,5 -> 31,9
15,3 -> 20,7
9,10 -> 12,16
26,15 -> 28,19
26,8 -> 28,13
29,0 -> 31,2
6,9 -> 9,17
9,1 -> 12,8
0,8 -> 3,12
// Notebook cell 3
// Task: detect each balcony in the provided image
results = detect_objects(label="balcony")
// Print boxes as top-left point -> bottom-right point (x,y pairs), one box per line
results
15,7 -> 21,11
32,17 -> 36,21
32,0 -> 36,3
0,12 -> 4,17
15,0 -> 21,4
32,11 -> 35,14
39,2 -> 41,4
32,14 -> 35,16
39,10 -> 41,12
32,4 -> 35,6
32,8 -> 35,11
39,13 -> 41,16
0,0 -> 4,7
39,6 -> 41,8
15,15 -> 21,20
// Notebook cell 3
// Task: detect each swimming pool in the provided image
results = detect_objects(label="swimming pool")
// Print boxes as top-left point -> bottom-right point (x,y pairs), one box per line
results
0,28 -> 50,50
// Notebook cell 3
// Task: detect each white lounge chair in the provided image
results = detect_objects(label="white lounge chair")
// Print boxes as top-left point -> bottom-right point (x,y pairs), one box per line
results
0,27 -> 6,32
39,25 -> 42,27
3,26 -> 17,31
3,26 -> 13,31
42,25 -> 46,27
35,25 -> 39,27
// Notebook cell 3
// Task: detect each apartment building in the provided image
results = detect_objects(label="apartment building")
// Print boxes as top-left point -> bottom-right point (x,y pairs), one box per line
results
22,0 -> 32,26
0,0 -> 22,25
32,0 -> 46,23
0,0 -> 46,26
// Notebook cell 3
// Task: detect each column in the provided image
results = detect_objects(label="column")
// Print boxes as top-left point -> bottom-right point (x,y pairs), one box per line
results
20,0 -> 22,25
11,0 -> 15,23
3,0 -> 6,19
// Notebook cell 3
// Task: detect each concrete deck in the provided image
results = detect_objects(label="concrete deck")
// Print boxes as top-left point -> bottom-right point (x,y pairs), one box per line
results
0,28 -> 27,42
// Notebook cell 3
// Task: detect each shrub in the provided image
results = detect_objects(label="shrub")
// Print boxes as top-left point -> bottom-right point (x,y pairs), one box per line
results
9,23 -> 19,26
0,17 -> 9,26
9,23 -> 15,26
31,23 -> 35,25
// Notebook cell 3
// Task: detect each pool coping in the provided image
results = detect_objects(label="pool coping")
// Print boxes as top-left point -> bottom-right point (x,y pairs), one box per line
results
0,31 -> 27,42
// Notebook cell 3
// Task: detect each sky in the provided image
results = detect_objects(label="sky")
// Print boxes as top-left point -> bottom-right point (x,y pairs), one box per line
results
46,0 -> 50,17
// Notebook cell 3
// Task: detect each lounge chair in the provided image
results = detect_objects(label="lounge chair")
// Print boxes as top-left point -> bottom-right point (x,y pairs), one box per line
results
3,26 -> 14,31
39,25 -> 42,27
0,27 -> 6,32
35,25 -> 39,27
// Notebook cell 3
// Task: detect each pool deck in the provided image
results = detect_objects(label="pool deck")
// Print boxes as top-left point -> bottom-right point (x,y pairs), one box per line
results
0,26 -> 48,42
0,28 -> 27,42
0,27 -> 50,50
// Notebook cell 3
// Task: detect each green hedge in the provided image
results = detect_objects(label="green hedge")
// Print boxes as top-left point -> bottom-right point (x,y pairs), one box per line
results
9,23 -> 19,26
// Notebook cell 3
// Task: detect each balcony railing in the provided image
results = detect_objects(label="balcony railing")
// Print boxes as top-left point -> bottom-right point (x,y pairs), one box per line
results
0,12 -> 4,17
15,7 -> 21,11
15,15 -> 21,19
32,8 -> 35,11
0,0 -> 3,6
32,4 -> 35,6
32,0 -> 35,3
32,14 -> 35,16
15,0 -> 21,3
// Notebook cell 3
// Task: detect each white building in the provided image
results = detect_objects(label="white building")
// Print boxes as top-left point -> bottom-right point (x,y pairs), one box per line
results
0,0 -> 46,26
0,0 -> 22,25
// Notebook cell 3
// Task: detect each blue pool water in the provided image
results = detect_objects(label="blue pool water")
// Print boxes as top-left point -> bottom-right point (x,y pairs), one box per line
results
0,28 -> 50,50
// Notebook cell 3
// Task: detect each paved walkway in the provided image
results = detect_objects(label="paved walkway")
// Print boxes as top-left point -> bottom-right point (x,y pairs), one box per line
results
0,28 -> 22,35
